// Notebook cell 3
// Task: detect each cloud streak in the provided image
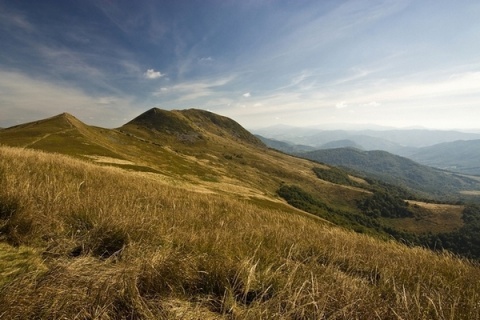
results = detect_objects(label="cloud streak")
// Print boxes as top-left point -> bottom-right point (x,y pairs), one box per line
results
1,0 -> 480,130
152,75 -> 236,105
0,70 -> 136,128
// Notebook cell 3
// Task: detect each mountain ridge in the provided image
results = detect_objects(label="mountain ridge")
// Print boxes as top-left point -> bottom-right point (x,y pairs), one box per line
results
0,111 -> 128,159
298,147 -> 480,198
407,139 -> 480,176
0,109 -> 364,209
254,126 -> 480,150
2,108 -> 480,255
256,126 -> 480,179
122,108 -> 265,147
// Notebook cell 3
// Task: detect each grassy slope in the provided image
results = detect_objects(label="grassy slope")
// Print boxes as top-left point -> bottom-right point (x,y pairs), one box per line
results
0,110 -> 367,211
0,110 -> 469,237
1,146 -> 480,319
0,113 -> 131,160
382,201 -> 464,234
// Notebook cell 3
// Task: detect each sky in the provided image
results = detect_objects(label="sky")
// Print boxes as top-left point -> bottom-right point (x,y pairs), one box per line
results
1,0 -> 480,130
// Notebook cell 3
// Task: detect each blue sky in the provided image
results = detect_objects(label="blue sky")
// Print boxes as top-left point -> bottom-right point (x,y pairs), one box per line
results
1,0 -> 480,130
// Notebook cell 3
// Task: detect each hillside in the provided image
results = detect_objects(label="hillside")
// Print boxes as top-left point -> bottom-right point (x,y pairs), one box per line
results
2,146 -> 480,319
298,147 -> 480,199
407,139 -> 480,176
1,110 -> 479,241
2,109 -> 480,317
0,109 -> 366,212
0,113 -> 127,158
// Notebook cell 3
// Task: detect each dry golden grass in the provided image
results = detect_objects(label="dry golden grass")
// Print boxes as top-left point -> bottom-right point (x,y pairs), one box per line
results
347,175 -> 368,185
83,155 -> 137,165
0,243 -> 47,288
382,201 -> 465,234
1,146 -> 480,319
0,111 -> 371,216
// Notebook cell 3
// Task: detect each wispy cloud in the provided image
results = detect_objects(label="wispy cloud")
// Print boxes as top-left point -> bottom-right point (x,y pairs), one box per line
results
224,66 -> 480,129
245,0 -> 410,70
362,101 -> 381,107
153,75 -> 236,103
144,69 -> 165,79
333,67 -> 377,86
0,9 -> 34,33
33,45 -> 139,96
199,56 -> 214,62
1,4 -> 146,98
2,0 -> 479,130
341,71 -> 480,106
290,71 -> 310,87
0,70 -> 135,127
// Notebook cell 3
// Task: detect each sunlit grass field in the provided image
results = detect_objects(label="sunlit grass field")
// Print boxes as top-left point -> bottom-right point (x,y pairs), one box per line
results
1,145 -> 480,319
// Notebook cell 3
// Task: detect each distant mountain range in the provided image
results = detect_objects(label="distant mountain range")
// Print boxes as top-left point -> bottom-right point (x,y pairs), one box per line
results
255,126 -> 480,176
254,126 -> 480,148
255,135 -> 315,153
296,148 -> 479,198
407,140 -> 480,176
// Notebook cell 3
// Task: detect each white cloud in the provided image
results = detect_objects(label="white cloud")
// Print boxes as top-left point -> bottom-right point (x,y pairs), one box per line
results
144,69 -> 165,79
96,96 -> 117,105
199,56 -> 214,62
243,92 -> 251,97
362,101 -> 380,107
335,101 -> 348,109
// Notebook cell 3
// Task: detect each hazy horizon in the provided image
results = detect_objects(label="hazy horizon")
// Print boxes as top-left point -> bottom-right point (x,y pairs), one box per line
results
3,107 -> 480,135
1,0 -> 480,130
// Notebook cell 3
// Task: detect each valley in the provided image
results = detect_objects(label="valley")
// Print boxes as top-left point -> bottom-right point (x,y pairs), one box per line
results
255,127 -> 480,176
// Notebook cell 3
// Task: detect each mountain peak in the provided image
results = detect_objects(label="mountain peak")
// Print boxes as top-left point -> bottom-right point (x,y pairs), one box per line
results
1,112 -> 85,132
53,112 -> 79,121
47,112 -> 88,129
125,108 -> 195,134
123,108 -> 265,147
179,108 -> 265,147
58,112 -> 75,118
